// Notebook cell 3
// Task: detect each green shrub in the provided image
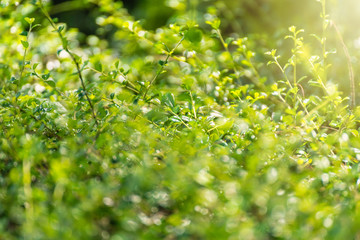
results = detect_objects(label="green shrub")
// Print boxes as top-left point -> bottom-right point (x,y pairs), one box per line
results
1,0 -> 360,239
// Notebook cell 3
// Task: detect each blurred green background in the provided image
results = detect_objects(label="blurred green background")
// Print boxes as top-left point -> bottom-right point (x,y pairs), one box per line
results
2,0 -> 360,98
47,0 -> 360,37
2,0 -> 360,239
44,0 -> 360,101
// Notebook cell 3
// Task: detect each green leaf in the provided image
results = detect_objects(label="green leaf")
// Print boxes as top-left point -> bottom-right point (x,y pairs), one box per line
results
206,18 -> 221,29
225,37 -> 234,45
94,61 -> 103,72
32,63 -> 39,70
57,49 -> 63,56
81,60 -> 90,71
58,25 -> 65,33
21,40 -> 29,49
115,60 -> 120,69
19,31 -> 28,36
45,80 -> 56,88
181,116 -> 191,122
185,28 -> 202,43
24,17 -> 35,24
162,93 -> 175,108
42,73 -> 50,80
146,109 -> 168,123
169,116 -> 181,123
32,24 -> 41,29
72,53 -> 81,63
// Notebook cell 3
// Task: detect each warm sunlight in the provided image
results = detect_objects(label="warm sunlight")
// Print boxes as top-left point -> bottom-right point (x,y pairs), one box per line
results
2,0 -> 360,239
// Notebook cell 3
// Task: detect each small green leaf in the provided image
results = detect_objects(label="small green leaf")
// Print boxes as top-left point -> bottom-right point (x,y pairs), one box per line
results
32,24 -> 41,29
181,116 -> 191,122
225,37 -> 234,45
169,116 -> 181,123
45,80 -> 56,88
94,61 -> 103,72
124,69 -> 131,75
146,109 -> 168,123
72,53 -> 81,63
42,73 -> 50,80
206,18 -> 221,29
19,31 -> 28,36
32,63 -> 39,70
57,49 -> 63,56
21,40 -> 29,49
162,92 -> 176,108
58,25 -> 65,33
185,28 -> 202,43
24,17 -> 35,24
81,60 -> 90,71
115,60 -> 120,69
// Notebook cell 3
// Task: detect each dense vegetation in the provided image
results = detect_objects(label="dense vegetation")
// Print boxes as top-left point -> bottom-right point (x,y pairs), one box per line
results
1,0 -> 360,239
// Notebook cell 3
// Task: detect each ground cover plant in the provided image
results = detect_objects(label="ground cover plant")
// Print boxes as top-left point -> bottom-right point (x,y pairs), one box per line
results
1,0 -> 360,239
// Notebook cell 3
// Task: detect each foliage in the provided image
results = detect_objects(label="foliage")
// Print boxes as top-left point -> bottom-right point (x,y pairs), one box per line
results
1,0 -> 360,239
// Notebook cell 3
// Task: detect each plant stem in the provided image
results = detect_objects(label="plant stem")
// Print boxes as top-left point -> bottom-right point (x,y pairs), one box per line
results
293,54 -> 297,108
167,107 -> 191,129
143,36 -> 184,100
18,19 -> 41,105
274,58 -> 293,89
273,57 -> 309,114
39,1 -> 98,126
217,29 -> 238,75
20,23 -> 33,85
308,61 -> 329,95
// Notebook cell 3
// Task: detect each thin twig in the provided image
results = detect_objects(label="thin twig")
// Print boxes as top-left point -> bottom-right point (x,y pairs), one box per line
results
216,29 -> 238,76
39,1 -> 98,125
86,67 -> 139,94
143,36 -> 184,100
167,108 -> 191,129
